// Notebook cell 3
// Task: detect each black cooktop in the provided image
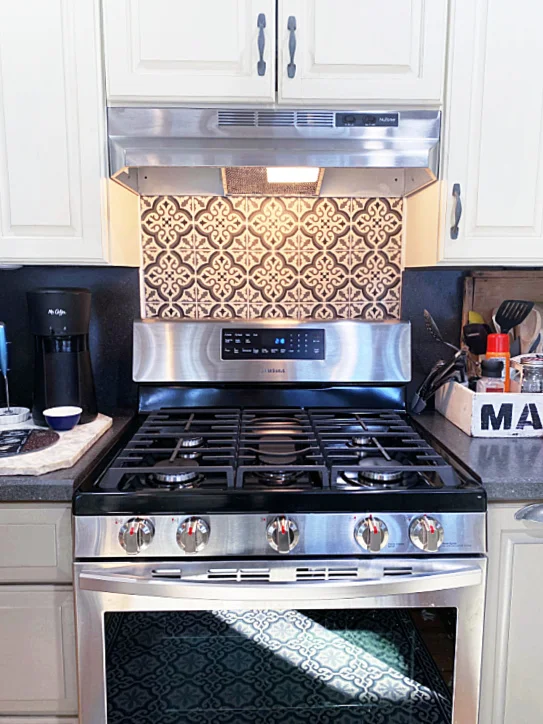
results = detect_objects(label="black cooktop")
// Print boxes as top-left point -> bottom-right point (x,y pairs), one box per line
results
73,407 -> 486,516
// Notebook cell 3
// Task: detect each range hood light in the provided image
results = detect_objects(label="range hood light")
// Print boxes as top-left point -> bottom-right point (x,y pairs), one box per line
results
266,167 -> 320,184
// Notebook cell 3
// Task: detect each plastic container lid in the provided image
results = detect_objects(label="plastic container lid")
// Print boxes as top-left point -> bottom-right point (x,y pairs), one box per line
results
487,333 -> 510,354
481,358 -> 504,378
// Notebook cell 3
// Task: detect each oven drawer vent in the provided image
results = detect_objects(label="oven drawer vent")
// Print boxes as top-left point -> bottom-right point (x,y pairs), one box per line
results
207,568 -> 271,582
383,566 -> 413,577
295,567 -> 358,581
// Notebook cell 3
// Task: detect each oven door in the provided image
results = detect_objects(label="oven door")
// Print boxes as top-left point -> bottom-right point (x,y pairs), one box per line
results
75,557 -> 485,724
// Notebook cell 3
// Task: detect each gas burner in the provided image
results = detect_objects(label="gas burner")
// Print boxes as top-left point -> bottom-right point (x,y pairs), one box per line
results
151,459 -> 202,488
254,470 -> 304,487
180,435 -> 204,448
357,457 -> 404,484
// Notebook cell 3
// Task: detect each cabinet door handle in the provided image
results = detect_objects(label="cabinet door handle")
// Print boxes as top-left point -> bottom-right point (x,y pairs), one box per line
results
257,13 -> 266,77
515,504 -> 543,523
450,183 -> 462,239
287,15 -> 297,79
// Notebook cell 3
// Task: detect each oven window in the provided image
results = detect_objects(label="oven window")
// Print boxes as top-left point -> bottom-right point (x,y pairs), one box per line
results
105,608 -> 455,723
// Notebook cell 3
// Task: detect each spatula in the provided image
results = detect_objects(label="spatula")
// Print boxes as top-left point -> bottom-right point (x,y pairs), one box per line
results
495,300 -> 534,334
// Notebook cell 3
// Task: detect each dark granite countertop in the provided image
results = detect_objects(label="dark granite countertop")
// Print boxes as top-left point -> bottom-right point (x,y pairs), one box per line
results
0,415 -> 134,503
413,412 -> 543,502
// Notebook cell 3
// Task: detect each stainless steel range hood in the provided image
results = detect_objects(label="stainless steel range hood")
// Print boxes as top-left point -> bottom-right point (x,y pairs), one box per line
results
108,108 -> 440,198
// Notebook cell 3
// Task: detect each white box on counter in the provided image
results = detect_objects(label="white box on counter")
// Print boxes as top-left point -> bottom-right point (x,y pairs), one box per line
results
434,381 -> 543,438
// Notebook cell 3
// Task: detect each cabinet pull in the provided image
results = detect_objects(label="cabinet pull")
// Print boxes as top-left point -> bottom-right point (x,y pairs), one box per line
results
515,504 -> 543,523
257,13 -> 266,77
450,183 -> 462,240
287,15 -> 297,79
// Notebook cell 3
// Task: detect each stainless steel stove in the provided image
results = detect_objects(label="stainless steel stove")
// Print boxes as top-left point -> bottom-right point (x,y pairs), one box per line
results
74,319 -> 486,724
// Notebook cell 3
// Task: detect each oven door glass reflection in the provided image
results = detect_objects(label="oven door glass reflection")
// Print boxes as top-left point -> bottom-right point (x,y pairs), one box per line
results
105,608 -> 456,723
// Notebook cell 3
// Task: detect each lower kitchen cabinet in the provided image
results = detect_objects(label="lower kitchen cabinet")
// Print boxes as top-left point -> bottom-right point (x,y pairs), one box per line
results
0,504 -> 77,719
0,587 -> 77,717
479,502 -> 543,724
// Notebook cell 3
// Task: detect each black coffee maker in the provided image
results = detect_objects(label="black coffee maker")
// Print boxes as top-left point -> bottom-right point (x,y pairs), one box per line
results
27,288 -> 98,426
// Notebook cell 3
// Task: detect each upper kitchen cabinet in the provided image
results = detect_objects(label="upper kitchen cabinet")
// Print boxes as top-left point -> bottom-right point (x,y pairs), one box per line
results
438,0 -> 543,265
277,0 -> 448,106
0,0 -> 139,266
103,0 -> 277,104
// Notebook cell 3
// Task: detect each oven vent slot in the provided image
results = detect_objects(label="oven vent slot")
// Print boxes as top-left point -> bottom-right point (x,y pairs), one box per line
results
207,568 -> 271,582
151,568 -> 183,579
295,567 -> 358,581
383,566 -> 414,577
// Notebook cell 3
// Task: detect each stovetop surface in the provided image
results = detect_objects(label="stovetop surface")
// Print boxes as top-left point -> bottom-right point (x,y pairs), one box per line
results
74,407 -> 485,516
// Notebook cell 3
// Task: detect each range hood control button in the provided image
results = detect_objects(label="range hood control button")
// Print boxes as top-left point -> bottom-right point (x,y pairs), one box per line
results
177,517 -> 210,553
355,516 -> 389,552
119,518 -> 155,555
267,516 -> 299,553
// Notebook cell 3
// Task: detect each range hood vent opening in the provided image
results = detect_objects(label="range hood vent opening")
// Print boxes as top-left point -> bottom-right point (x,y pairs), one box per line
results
108,107 -> 440,197
221,166 -> 325,197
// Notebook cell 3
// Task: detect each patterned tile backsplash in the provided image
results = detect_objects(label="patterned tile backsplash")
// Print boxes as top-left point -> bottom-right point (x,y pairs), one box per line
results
141,195 -> 403,320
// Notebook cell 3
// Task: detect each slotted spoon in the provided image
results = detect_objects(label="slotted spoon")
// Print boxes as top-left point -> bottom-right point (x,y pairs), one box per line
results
423,310 -> 460,353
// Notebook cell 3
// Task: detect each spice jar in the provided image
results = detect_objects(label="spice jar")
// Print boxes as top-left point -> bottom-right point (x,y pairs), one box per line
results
521,358 -> 543,393
477,359 -> 505,393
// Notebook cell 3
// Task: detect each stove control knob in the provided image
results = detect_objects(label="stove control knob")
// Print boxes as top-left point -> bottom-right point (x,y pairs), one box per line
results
177,517 -> 210,553
355,516 -> 389,552
119,518 -> 155,555
410,516 -> 444,552
267,516 -> 299,554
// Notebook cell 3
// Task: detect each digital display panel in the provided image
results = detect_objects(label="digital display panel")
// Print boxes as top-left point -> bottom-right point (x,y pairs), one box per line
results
221,329 -> 325,360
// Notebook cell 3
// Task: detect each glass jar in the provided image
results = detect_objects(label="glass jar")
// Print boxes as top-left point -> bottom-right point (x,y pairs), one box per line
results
521,359 -> 543,393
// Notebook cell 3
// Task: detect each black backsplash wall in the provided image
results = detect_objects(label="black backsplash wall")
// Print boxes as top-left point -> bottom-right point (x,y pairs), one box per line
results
0,266 -> 140,414
0,265 -> 465,412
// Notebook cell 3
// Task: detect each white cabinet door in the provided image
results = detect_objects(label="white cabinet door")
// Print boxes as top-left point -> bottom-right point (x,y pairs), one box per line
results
479,503 -> 543,724
0,505 -> 72,584
441,0 -> 543,264
103,0 -> 276,103
278,0 -> 448,105
0,587 -> 77,716
0,0 -> 110,264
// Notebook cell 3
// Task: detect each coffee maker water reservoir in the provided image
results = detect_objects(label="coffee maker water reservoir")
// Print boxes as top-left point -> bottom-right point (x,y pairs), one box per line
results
27,288 -> 97,426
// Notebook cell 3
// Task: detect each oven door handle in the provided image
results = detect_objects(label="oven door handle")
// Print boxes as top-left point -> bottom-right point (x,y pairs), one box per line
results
79,563 -> 483,600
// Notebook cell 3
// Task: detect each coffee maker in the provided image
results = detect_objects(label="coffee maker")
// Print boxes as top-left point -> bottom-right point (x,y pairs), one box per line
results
27,288 -> 98,426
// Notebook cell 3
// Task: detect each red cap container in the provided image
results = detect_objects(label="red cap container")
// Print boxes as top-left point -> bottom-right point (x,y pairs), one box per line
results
487,333 -> 510,353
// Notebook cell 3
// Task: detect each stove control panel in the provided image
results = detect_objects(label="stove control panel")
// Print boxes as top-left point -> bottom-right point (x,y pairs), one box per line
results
79,512 -> 485,559
221,328 -> 325,360
118,517 -> 155,555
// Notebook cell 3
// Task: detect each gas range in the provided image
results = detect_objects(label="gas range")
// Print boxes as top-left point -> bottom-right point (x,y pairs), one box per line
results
74,319 -> 486,560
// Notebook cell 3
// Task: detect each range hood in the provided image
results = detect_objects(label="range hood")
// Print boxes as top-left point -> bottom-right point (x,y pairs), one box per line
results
108,108 -> 440,198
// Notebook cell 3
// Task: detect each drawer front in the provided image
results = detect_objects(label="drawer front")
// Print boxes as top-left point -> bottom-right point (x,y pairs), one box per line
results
0,505 -> 72,583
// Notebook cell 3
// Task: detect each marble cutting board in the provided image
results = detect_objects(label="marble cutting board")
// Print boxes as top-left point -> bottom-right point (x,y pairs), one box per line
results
0,413 -> 112,476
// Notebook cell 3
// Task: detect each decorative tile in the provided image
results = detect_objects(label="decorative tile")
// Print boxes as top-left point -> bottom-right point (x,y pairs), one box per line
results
140,195 -> 403,320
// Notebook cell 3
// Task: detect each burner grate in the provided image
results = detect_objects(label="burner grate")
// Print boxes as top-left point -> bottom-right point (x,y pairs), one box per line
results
309,409 -> 458,489
101,409 -> 241,491
237,408 -> 329,489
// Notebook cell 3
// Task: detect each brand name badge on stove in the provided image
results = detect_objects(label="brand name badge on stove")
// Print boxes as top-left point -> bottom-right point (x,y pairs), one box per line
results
261,368 -> 286,374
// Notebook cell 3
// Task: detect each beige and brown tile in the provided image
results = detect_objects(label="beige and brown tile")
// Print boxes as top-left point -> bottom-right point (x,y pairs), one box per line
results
141,195 -> 403,320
